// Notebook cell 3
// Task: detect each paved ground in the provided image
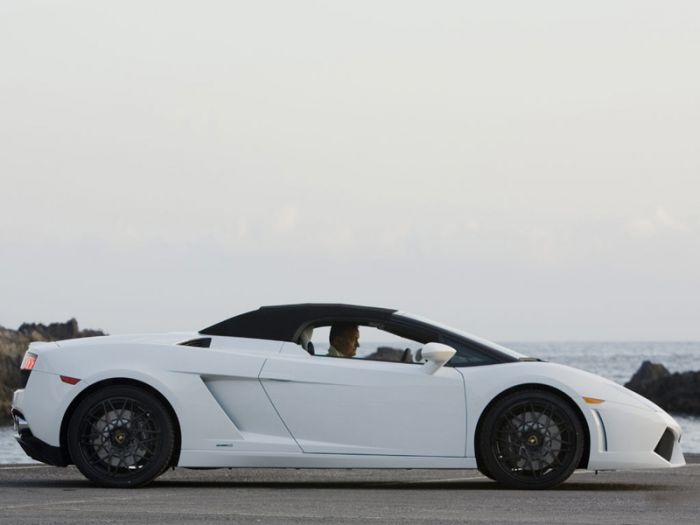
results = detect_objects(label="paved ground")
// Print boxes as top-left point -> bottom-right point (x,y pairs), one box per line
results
1,456 -> 698,524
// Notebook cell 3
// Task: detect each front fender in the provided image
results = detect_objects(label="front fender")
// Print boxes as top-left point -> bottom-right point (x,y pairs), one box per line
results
459,362 -> 604,458
459,361 -> 683,469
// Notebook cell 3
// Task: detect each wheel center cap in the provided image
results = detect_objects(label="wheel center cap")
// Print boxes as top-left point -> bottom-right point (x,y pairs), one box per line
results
527,434 -> 539,446
113,430 -> 127,445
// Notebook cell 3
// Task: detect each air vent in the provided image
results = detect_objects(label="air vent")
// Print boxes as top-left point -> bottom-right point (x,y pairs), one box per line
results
20,370 -> 31,388
654,428 -> 675,462
178,338 -> 212,348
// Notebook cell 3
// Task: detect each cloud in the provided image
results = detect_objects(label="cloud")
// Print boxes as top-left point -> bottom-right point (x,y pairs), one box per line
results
274,206 -> 299,233
654,207 -> 688,231
626,207 -> 690,236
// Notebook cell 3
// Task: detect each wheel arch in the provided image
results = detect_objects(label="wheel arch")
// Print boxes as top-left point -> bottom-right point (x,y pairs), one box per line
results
474,383 -> 591,470
59,377 -> 182,468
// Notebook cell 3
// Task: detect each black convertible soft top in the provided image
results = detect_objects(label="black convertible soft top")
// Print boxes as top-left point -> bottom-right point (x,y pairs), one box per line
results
199,303 -> 397,342
200,303 -> 521,366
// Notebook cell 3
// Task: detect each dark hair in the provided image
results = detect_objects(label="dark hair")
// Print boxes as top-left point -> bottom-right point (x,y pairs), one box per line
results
329,323 -> 358,344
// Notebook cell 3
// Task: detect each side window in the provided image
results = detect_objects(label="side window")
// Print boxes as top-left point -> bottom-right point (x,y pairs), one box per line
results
307,325 -> 422,364
307,326 -> 331,355
441,337 -> 499,366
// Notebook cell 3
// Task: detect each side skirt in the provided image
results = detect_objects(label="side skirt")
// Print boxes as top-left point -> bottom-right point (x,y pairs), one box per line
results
178,451 -> 477,469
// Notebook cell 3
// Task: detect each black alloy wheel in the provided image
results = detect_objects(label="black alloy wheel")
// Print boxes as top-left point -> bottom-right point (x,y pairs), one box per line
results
67,385 -> 175,488
477,390 -> 584,489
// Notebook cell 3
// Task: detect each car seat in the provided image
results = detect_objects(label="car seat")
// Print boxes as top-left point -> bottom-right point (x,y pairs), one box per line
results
299,326 -> 315,355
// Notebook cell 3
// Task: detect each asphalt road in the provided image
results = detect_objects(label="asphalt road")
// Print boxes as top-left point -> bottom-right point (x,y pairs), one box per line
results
1,457 -> 698,524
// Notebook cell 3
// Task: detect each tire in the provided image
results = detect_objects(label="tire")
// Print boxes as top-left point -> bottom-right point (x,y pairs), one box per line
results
477,390 -> 584,490
476,456 -> 496,481
67,385 -> 175,488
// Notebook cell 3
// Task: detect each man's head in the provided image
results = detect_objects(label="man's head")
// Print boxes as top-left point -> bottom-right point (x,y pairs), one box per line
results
329,323 -> 360,358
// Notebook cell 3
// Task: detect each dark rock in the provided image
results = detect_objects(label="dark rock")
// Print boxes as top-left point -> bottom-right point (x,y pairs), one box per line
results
0,320 -> 106,422
625,360 -> 700,416
18,318 -> 81,341
625,361 -> 671,394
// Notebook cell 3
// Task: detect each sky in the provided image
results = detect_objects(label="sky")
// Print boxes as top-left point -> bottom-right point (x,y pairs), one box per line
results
1,1 -> 699,340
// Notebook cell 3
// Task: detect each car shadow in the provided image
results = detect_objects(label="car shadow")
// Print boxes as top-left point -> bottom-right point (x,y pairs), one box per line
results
148,480 -> 668,491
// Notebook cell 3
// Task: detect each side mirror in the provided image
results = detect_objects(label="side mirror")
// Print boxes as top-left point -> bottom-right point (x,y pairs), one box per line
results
416,342 -> 456,374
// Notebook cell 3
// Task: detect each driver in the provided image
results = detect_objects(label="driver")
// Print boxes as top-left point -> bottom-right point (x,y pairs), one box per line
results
327,323 -> 360,358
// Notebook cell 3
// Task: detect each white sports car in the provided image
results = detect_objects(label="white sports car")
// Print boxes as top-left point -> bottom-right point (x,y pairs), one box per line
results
12,304 -> 685,489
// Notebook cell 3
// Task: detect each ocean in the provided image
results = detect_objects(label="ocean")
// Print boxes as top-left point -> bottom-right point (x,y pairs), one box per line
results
1,341 -> 698,463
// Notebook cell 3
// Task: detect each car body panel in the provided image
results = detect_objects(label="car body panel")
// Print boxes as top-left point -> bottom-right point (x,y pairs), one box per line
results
260,342 -> 466,456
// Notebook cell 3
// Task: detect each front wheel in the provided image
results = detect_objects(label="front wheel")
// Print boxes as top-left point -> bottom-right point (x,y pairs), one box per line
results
67,385 -> 175,488
477,390 -> 584,490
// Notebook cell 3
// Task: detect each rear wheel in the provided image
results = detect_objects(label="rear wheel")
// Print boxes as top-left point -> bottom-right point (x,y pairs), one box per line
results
477,390 -> 584,489
67,385 -> 175,488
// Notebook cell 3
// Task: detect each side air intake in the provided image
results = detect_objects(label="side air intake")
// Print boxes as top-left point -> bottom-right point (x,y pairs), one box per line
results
178,338 -> 212,348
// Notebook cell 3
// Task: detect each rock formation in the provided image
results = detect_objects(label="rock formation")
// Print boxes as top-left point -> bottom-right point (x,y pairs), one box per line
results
625,361 -> 700,416
0,320 -> 105,422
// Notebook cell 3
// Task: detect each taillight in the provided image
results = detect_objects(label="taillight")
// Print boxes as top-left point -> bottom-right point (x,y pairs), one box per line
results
20,352 -> 37,371
19,352 -> 37,389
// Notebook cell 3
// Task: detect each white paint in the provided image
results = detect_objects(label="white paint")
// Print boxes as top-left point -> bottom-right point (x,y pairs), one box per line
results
12,328 -> 686,475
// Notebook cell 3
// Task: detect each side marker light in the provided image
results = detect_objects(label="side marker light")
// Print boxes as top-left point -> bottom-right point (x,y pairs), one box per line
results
583,396 -> 605,404
60,375 -> 81,385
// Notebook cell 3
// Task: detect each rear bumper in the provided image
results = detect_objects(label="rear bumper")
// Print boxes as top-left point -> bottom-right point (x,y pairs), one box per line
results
11,409 -> 68,467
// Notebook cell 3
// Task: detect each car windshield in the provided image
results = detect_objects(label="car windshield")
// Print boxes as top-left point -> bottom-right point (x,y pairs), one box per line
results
395,312 -> 528,359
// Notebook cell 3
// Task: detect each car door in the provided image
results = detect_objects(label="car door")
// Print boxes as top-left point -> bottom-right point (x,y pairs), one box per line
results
259,343 -> 466,456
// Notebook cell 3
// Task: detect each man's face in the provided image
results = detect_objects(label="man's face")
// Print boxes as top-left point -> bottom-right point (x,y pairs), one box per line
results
333,326 -> 360,357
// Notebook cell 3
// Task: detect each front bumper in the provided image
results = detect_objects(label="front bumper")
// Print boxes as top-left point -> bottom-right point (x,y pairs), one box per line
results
11,409 -> 68,467
587,401 -> 685,470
